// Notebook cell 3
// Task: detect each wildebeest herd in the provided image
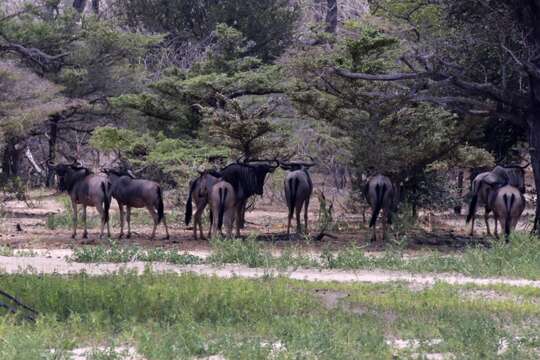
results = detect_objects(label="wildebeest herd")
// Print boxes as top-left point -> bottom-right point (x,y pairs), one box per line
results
46,158 -> 529,243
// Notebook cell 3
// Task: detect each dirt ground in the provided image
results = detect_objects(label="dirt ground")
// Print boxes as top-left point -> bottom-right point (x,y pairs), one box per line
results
0,185 -> 534,255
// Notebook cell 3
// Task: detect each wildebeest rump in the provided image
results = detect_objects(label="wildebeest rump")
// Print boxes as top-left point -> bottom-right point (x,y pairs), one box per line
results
49,160 -> 111,239
364,174 -> 398,243
281,161 -> 315,237
489,185 -> 525,241
217,160 -> 279,237
185,170 -> 221,240
103,169 -> 169,240
209,180 -> 236,238
466,165 -> 526,235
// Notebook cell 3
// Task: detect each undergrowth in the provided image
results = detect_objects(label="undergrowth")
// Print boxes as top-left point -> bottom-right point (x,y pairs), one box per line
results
0,273 -> 538,359
68,232 -> 540,280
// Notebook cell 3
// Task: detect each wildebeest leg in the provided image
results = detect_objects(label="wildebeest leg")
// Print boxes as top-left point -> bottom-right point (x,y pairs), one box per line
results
295,203 -> 302,234
304,198 -> 310,234
118,204 -> 125,238
235,201 -> 244,238
95,203 -> 108,239
194,202 -> 205,240
484,206 -> 491,236
469,215 -> 475,236
286,205 -> 292,239
225,208 -> 235,239
71,201 -> 78,239
82,205 -> 88,239
126,206 -> 132,238
147,206 -> 159,240
207,209 -> 213,239
381,209 -> 387,243
494,216 -> 499,237
162,214 -> 170,240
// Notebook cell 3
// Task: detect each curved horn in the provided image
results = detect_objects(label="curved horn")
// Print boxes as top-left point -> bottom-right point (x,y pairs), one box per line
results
126,169 -> 136,178
47,160 -> 57,168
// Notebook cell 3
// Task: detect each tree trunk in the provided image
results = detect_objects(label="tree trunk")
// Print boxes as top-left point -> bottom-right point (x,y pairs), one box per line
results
73,0 -> 87,13
529,115 -> 540,233
454,170 -> 464,215
1,138 -> 22,177
325,0 -> 338,33
91,0 -> 99,14
46,116 -> 59,187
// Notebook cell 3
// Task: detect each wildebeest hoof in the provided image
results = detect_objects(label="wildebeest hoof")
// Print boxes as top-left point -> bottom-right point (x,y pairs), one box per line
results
118,233 -> 124,239
163,235 -> 170,241
71,234 -> 76,239
82,233 -> 88,239
126,233 -> 131,239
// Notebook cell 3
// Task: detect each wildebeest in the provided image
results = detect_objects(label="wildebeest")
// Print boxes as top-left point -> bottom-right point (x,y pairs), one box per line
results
103,168 -> 169,240
184,170 -> 221,240
217,159 -> 279,237
466,164 -> 527,236
489,185 -> 525,241
48,160 -> 111,239
364,174 -> 398,242
209,180 -> 236,238
280,161 -> 315,237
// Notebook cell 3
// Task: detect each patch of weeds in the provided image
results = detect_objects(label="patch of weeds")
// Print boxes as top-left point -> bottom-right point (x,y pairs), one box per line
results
0,246 -> 14,256
1,274 -> 540,358
208,236 -> 272,268
71,241 -> 201,265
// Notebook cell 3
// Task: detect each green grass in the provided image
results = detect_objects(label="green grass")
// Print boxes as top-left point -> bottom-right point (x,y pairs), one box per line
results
72,240 -> 201,265
67,232 -> 540,280
0,273 -> 539,359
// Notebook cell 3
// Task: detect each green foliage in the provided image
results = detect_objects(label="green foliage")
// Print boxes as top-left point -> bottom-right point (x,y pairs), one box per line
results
71,242 -> 202,265
90,126 -> 229,180
1,274 -> 540,358
112,0 -> 299,61
0,61 -> 65,147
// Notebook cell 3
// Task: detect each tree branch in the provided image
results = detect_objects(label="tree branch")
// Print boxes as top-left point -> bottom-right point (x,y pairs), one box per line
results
335,68 -> 427,81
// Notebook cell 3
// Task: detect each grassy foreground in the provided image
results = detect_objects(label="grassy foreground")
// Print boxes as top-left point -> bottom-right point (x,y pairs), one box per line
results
1,272 -> 539,359
70,232 -> 540,279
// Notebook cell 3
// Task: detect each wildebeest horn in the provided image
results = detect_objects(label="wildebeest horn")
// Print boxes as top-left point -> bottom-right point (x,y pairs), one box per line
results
47,160 -> 57,168
127,170 -> 136,178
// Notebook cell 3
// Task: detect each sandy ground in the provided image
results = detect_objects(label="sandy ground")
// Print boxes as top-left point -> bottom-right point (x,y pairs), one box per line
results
1,255 -> 539,288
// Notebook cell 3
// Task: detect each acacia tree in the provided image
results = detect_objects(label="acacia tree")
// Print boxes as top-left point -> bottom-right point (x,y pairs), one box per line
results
334,0 -> 540,231
288,21 -> 493,213
0,1 -> 157,183
0,60 -> 66,178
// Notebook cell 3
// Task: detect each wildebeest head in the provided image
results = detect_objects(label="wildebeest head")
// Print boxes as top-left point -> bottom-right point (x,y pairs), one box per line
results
485,165 -> 526,193
49,160 -> 91,192
244,160 -> 279,195
220,159 -> 279,198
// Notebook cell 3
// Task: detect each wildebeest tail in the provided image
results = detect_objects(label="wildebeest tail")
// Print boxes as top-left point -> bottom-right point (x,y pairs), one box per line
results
466,193 -> 478,224
503,193 -> 515,237
369,183 -> 386,228
101,181 -> 110,223
217,187 -> 228,230
185,180 -> 196,225
157,186 -> 164,224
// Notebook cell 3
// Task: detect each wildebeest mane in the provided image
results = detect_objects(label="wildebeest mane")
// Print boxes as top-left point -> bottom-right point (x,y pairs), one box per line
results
57,165 -> 92,192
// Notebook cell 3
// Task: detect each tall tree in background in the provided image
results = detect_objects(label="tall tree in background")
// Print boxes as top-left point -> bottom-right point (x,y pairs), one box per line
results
341,0 -> 540,231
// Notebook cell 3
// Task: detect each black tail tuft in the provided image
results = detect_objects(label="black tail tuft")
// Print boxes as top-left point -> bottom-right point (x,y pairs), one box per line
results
504,193 -> 515,239
466,193 -> 478,224
101,181 -> 110,223
217,187 -> 228,230
369,183 -> 386,228
288,177 -> 299,221
157,186 -> 164,224
185,180 -> 197,225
